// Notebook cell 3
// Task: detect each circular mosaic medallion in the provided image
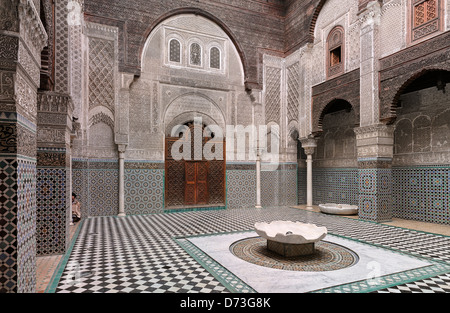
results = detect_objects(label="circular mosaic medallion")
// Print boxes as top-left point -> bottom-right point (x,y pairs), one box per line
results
230,237 -> 359,272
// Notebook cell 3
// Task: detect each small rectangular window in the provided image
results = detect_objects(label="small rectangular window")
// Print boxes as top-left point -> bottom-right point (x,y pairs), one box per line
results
330,47 -> 342,67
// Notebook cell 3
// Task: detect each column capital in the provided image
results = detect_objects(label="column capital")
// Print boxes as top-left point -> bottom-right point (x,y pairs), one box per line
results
117,144 -> 127,154
120,73 -> 135,90
353,123 -> 394,136
358,0 -> 382,26
299,137 -> 317,156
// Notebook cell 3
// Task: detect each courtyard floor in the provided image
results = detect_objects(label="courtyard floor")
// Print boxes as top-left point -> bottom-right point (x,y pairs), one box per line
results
37,206 -> 450,294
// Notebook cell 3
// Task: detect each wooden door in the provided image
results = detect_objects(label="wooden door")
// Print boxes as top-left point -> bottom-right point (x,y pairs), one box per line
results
185,161 -> 209,205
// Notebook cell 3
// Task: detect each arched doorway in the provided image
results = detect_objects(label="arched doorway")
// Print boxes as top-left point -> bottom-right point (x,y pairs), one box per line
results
165,120 -> 226,209
313,99 -> 358,205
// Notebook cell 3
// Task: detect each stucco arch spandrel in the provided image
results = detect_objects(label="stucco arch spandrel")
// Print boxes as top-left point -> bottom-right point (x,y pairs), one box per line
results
163,93 -> 226,137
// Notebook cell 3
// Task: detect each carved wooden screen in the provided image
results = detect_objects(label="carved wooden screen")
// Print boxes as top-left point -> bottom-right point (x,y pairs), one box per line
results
412,0 -> 440,42
207,139 -> 226,206
165,138 -> 185,207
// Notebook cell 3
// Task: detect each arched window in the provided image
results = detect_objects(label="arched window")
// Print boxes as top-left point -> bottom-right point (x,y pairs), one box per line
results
210,47 -> 221,69
169,39 -> 181,63
190,43 -> 202,66
411,0 -> 441,42
327,26 -> 345,79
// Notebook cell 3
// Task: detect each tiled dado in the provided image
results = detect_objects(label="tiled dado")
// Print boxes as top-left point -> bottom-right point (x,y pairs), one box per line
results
312,168 -> 359,206
72,159 -> 119,217
358,169 -> 393,222
0,157 -> 37,293
1,114 -> 38,293
226,163 -> 297,209
16,157 -> 37,293
36,148 -> 69,256
226,168 -> 256,210
393,166 -> 450,225
124,161 -> 164,215
261,164 -> 298,207
298,167 -> 306,205
358,158 -> 393,223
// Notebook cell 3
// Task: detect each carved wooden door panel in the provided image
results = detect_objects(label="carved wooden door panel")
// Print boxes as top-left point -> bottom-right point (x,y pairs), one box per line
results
185,161 -> 196,205
196,161 -> 209,205
165,138 -> 185,207
184,161 -> 209,205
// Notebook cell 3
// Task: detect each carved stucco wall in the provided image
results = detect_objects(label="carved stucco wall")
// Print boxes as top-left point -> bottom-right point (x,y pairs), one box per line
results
314,109 -> 358,168
393,86 -> 450,166
84,22 -> 119,159
262,53 -> 304,163
379,0 -> 407,58
310,0 -> 360,87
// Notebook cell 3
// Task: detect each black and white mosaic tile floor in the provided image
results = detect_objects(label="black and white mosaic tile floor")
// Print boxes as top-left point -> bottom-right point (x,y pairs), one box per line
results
50,207 -> 450,293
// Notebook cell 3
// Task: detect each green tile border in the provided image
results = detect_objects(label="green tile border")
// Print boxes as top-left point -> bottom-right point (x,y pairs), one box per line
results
174,235 -> 257,294
165,206 -> 226,214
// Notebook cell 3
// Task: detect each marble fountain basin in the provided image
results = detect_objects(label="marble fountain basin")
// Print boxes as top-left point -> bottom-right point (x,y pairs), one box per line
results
254,221 -> 327,257
319,203 -> 358,216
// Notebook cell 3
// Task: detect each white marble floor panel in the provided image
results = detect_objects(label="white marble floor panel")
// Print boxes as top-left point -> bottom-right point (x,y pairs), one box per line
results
188,231 -> 432,293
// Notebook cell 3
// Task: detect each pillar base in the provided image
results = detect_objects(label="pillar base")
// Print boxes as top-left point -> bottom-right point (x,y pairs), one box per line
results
267,240 -> 315,257
358,159 -> 393,223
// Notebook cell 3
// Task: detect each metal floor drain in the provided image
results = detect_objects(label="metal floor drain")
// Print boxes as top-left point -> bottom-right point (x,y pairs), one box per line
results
78,271 -> 96,279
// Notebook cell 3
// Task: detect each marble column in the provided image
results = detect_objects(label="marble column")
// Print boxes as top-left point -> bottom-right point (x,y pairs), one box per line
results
118,145 -> 127,217
300,138 -> 317,210
255,151 -> 262,209
116,73 -> 132,217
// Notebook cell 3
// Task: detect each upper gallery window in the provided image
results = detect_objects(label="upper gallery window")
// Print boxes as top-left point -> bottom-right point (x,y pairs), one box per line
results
165,32 -> 225,73
411,0 -> 441,42
169,39 -> 181,63
190,43 -> 202,66
327,26 -> 345,79
210,47 -> 221,69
